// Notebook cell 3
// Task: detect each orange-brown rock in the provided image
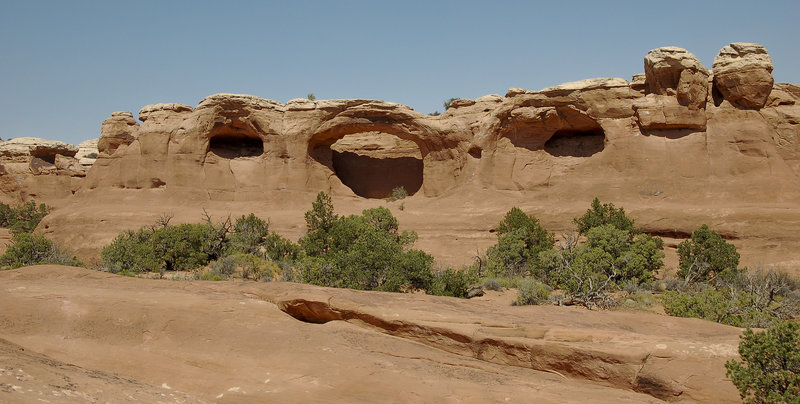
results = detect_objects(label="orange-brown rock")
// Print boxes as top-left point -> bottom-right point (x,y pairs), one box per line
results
644,46 -> 710,109
0,137 -> 86,205
0,265 -> 742,402
13,42 -> 799,272
713,42 -> 774,109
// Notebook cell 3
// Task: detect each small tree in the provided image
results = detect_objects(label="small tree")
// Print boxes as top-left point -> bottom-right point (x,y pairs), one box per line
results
443,98 -> 458,111
487,207 -> 554,277
574,197 -> 637,235
678,224 -> 740,283
726,321 -> 800,403
300,192 -> 339,256
1,232 -> 78,269
229,213 -> 270,255
307,93 -> 316,100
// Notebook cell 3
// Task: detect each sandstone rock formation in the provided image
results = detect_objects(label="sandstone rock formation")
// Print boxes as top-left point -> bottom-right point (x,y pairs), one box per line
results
644,46 -> 710,109
713,42 -> 774,109
97,111 -> 138,155
0,265 -> 742,402
76,138 -> 99,167
0,137 -> 86,205
14,42 -> 800,271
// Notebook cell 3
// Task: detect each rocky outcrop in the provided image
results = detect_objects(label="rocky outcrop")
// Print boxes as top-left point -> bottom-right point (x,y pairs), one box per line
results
713,42 -> 774,109
25,42 -> 800,271
76,138 -> 99,167
0,138 -> 85,205
272,283 -> 740,402
0,266 -> 742,402
0,137 -> 77,160
644,46 -> 710,109
97,111 -> 139,155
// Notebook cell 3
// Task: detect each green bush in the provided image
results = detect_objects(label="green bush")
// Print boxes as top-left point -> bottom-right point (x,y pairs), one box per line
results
229,213 -> 270,255
0,201 -> 51,235
677,224 -> 740,283
151,223 -> 221,271
726,321 -> 800,403
102,222 -> 225,273
662,288 -> 758,327
101,229 -> 159,273
233,253 -> 279,281
263,232 -> 299,261
299,192 -> 338,256
487,207 -> 554,277
482,278 -> 503,291
1,232 -> 80,269
387,186 -> 408,202
430,268 -> 476,298
662,268 -> 800,328
514,278 -> 551,306
536,227 -> 663,308
573,197 -> 637,235
298,196 -> 435,293
208,256 -> 237,279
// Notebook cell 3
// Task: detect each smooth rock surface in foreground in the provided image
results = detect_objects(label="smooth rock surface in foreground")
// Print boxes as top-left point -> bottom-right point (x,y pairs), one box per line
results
0,266 -> 742,402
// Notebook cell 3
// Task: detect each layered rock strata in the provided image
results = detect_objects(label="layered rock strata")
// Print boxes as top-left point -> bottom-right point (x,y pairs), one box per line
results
0,137 -> 87,205
25,42 -> 800,268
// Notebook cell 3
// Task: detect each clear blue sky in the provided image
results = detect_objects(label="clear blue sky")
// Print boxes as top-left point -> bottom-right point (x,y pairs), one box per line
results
1,0 -> 798,145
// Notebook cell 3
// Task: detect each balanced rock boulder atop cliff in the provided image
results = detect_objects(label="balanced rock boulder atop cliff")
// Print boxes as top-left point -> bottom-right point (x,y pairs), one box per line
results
644,46 -> 710,109
713,42 -> 774,109
97,111 -> 139,155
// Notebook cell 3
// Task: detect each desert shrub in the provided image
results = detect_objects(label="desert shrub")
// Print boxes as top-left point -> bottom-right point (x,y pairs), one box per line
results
299,192 -> 338,256
443,97 -> 458,110
86,152 -> 98,159
102,221 -> 227,273
482,278 -> 503,291
514,278 -> 551,306
229,213 -> 270,255
622,279 -> 642,295
298,196 -> 435,293
227,213 -> 300,261
387,186 -> 408,202
101,229 -> 159,273
194,270 -> 223,281
621,292 -> 657,311
208,256 -> 237,279
263,232 -> 300,261
726,321 -> 800,403
477,199 -> 664,308
151,223 -> 221,271
430,268 -> 477,298
663,288 -> 747,326
663,268 -> 800,327
536,226 -> 663,308
0,201 -> 51,235
677,224 -> 740,283
0,232 -> 80,269
234,253 -> 280,281
487,207 -> 554,277
662,288 -> 776,328
573,197 -> 637,235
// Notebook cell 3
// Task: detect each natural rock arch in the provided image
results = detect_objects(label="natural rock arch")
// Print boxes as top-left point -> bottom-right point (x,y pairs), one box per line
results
310,131 -> 424,199
207,133 -> 264,159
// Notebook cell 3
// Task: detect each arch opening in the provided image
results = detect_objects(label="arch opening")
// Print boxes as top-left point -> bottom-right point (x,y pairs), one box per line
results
544,129 -> 605,157
313,132 -> 423,199
208,133 -> 264,159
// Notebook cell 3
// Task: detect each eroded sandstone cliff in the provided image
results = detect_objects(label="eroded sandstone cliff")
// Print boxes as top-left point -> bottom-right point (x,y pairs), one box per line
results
29,42 -> 800,268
